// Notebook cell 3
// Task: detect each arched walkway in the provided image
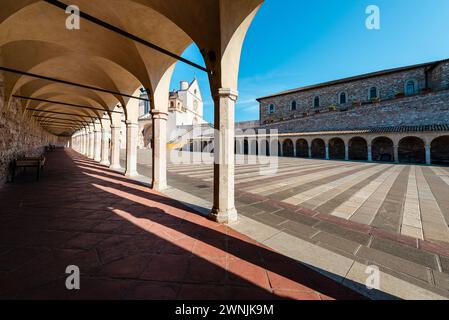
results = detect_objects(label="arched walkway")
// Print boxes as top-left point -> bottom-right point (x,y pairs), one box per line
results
282,139 -> 294,157
349,137 -> 368,161
328,138 -> 345,160
311,139 -> 325,159
296,139 -> 309,157
398,137 -> 425,164
372,137 -> 394,162
431,136 -> 449,165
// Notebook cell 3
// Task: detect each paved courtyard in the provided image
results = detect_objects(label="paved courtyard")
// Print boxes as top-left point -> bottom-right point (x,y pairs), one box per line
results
0,149 -> 363,300
120,149 -> 449,299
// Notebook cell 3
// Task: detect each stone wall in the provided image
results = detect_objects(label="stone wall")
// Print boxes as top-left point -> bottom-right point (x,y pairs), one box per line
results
0,80 -> 57,184
259,90 -> 449,133
259,60 -> 449,127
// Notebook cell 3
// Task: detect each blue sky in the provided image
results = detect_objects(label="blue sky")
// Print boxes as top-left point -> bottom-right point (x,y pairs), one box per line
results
170,0 -> 449,123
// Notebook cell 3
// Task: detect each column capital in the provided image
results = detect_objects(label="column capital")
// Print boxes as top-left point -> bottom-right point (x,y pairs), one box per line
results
110,124 -> 121,129
125,120 -> 138,126
151,110 -> 168,120
217,88 -> 238,101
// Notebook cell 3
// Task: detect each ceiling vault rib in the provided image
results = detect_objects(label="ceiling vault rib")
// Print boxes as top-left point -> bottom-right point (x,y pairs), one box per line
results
37,119 -> 86,126
44,0 -> 209,73
26,108 -> 102,120
0,66 -> 150,102
13,95 -> 122,114
32,115 -> 89,125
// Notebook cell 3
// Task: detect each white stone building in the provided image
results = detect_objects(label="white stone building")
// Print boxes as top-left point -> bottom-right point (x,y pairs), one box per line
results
131,78 -> 208,149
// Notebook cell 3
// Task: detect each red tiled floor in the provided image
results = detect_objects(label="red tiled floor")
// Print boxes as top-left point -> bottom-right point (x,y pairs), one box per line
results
0,149 -> 365,300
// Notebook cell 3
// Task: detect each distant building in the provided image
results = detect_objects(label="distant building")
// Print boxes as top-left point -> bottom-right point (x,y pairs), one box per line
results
136,78 -> 208,149
255,58 -> 449,164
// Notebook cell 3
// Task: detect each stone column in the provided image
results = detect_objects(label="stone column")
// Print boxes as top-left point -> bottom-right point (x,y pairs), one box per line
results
110,125 -> 121,170
425,145 -> 431,165
210,88 -> 238,224
85,132 -> 90,157
100,128 -> 110,166
151,111 -> 168,191
367,144 -> 372,162
393,145 -> 399,163
89,131 -> 95,159
94,129 -> 102,162
325,143 -> 330,160
345,144 -> 349,161
308,145 -> 312,158
125,121 -> 138,177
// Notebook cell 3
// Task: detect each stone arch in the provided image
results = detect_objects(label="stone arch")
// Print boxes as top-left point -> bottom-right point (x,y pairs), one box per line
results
296,139 -> 309,157
282,139 -> 294,157
372,137 -> 394,162
311,139 -> 325,159
349,137 -> 368,161
243,139 -> 249,155
328,138 -> 345,160
431,136 -> 449,165
398,136 -> 425,164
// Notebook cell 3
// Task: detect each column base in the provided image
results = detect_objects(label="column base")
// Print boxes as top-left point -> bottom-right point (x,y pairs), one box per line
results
100,161 -> 110,166
209,206 -> 238,224
110,164 -> 122,170
94,157 -> 101,162
125,170 -> 138,177
151,181 -> 167,192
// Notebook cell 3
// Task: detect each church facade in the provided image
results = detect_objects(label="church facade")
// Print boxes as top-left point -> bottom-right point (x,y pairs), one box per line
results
134,78 -> 208,149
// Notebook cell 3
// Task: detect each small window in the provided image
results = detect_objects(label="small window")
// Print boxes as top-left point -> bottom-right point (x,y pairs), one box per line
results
339,92 -> 347,104
369,87 -> 378,100
291,100 -> 297,111
405,80 -> 416,96
313,96 -> 320,108
269,104 -> 275,114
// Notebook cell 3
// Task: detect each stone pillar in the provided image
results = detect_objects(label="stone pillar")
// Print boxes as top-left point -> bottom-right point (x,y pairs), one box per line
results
100,128 -> 110,166
110,125 -> 121,170
325,143 -> 330,160
94,129 -> 102,162
345,144 -> 349,161
210,88 -> 238,224
89,131 -> 95,159
308,145 -> 312,158
151,111 -> 168,190
125,121 -> 138,177
393,145 -> 399,163
425,145 -> 431,165
367,144 -> 372,162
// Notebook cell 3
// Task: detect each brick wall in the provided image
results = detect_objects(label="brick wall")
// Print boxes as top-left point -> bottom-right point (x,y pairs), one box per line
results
0,80 -> 57,184
259,61 -> 449,127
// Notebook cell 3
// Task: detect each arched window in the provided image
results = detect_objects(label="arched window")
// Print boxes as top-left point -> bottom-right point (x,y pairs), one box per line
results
269,104 -> 275,114
291,100 -> 297,111
339,92 -> 347,104
313,96 -> 320,108
405,80 -> 417,96
369,87 -> 378,100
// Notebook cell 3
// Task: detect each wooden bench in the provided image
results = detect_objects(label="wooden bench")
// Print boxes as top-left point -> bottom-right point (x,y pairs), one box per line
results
11,156 -> 46,182
45,145 -> 56,152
